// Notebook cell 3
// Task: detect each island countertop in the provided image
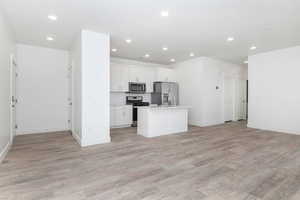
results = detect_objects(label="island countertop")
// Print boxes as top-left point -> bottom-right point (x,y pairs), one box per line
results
136,105 -> 190,110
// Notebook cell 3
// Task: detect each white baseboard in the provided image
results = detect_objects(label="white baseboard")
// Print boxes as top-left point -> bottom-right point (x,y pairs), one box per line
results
247,123 -> 300,135
110,124 -> 132,129
0,141 -> 11,163
17,128 -> 70,135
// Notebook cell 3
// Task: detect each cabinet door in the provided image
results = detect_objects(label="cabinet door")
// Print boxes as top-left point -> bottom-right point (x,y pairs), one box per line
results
114,107 -> 123,126
123,106 -> 133,125
156,68 -> 176,82
111,106 -> 132,127
110,63 -> 120,92
120,67 -> 129,91
129,66 -> 143,82
110,107 -> 116,127
110,63 -> 129,92
144,67 -> 155,93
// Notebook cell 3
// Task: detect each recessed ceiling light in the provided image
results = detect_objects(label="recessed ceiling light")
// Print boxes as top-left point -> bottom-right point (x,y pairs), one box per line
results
190,52 -> 195,57
161,10 -> 169,17
46,36 -> 55,41
162,47 -> 168,51
244,60 -> 248,64
227,37 -> 234,42
144,54 -> 150,58
170,58 -> 175,62
250,46 -> 257,50
48,15 -> 57,21
111,48 -> 117,52
125,39 -> 132,43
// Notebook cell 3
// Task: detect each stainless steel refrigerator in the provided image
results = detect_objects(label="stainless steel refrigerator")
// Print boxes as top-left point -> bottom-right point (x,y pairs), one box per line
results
151,82 -> 179,106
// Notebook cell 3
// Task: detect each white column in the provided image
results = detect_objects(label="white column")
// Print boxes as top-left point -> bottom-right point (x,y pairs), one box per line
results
81,30 -> 110,146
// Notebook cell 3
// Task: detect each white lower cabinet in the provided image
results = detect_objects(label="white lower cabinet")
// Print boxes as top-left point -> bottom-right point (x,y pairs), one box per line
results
110,105 -> 133,128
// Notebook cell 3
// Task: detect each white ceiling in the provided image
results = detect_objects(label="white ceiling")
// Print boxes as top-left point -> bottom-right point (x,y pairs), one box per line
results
1,0 -> 300,65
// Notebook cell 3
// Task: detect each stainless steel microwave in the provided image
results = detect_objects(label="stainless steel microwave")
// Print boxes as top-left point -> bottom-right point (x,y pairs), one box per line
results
128,82 -> 146,93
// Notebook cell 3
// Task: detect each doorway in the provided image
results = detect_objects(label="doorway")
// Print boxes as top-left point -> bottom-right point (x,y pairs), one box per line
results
235,79 -> 247,120
68,64 -> 72,131
224,78 -> 247,122
224,78 -> 235,122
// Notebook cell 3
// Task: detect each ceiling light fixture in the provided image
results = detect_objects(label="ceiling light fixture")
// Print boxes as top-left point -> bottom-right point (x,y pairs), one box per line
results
190,52 -> 195,57
48,15 -> 57,21
46,36 -> 55,41
170,58 -> 175,62
144,54 -> 150,58
227,37 -> 234,42
161,10 -> 169,17
125,39 -> 132,43
111,48 -> 117,52
162,47 -> 168,51
250,46 -> 257,50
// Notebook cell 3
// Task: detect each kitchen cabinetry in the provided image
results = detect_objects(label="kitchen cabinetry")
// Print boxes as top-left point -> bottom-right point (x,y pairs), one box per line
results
110,60 -> 176,93
110,105 -> 132,128
110,63 -> 129,92
155,67 -> 176,82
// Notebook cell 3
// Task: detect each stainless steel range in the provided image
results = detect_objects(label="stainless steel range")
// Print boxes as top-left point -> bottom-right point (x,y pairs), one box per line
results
126,96 -> 149,127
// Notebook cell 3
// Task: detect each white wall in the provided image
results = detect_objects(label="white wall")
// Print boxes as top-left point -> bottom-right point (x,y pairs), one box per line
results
71,30 -> 111,147
0,12 -> 15,162
174,57 -> 247,127
16,44 -> 69,135
248,46 -> 300,134
70,34 -> 82,144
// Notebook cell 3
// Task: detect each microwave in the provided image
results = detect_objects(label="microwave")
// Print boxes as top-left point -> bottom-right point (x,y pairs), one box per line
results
128,82 -> 146,93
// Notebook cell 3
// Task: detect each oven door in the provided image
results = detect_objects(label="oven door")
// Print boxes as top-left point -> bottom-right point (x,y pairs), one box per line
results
129,82 -> 146,93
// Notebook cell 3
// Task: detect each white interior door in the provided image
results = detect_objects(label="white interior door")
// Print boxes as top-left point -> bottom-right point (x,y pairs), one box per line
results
224,78 -> 235,122
10,55 -> 17,142
236,80 -> 247,120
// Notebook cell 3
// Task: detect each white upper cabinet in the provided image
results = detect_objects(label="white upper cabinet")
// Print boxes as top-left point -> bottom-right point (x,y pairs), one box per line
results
110,60 -> 176,93
128,66 -> 148,83
155,67 -> 176,82
110,63 -> 129,92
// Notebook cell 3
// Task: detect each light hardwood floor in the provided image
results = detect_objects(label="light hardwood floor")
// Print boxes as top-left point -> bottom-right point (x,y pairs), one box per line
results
1,122 -> 300,200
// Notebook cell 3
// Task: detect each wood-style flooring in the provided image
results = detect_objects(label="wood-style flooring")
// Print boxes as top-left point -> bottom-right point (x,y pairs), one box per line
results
1,122 -> 300,200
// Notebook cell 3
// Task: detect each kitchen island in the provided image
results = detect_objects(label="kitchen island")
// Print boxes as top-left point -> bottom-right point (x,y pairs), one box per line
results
137,106 -> 189,138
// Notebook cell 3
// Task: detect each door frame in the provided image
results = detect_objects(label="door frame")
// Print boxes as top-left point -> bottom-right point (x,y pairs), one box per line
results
68,64 -> 73,131
10,54 -> 17,142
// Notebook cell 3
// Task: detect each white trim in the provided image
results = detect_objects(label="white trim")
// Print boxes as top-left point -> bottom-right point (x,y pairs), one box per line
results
110,124 -> 132,129
0,141 -> 11,163
9,54 -> 17,143
247,123 -> 300,135
17,128 -> 70,135
111,57 -> 172,68
72,132 -> 81,146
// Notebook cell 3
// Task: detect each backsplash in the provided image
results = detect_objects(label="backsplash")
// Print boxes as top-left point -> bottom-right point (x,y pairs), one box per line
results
110,92 -> 151,106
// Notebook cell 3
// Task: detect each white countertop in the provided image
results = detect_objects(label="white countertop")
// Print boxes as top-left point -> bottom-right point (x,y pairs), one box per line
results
137,105 -> 190,110
110,104 -> 132,108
